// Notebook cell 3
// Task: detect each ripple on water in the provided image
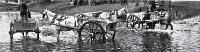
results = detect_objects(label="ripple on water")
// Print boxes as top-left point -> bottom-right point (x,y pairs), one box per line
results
172,21 -> 200,52
0,12 -> 122,52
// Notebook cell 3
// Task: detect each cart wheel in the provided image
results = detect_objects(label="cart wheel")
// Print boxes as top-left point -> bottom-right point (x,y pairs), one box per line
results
126,15 -> 141,30
78,21 -> 106,44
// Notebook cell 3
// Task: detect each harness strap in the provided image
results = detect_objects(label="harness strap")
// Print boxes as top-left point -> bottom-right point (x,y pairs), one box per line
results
161,11 -> 167,17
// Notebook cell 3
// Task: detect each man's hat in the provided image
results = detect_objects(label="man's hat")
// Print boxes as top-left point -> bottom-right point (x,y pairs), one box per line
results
19,3 -> 27,9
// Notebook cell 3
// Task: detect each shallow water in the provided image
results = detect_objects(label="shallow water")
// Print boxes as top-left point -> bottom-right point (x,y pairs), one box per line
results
0,12 -> 122,52
1,12 -> 200,52
114,16 -> 200,52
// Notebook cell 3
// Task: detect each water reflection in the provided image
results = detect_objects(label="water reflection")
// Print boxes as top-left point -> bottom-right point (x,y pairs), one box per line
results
75,39 -> 122,52
142,32 -> 172,52
10,36 -> 122,52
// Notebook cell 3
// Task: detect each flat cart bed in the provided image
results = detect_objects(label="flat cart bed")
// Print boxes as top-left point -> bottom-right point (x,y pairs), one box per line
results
11,21 -> 37,32
79,18 -> 119,24
9,20 -> 41,45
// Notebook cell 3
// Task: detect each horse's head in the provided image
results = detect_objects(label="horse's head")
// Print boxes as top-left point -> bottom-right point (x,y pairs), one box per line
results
42,9 -> 48,19
118,6 -> 128,15
109,6 -> 128,20
159,10 -> 169,18
43,9 -> 57,16
111,10 -> 118,16
42,9 -> 58,23
110,6 -> 128,16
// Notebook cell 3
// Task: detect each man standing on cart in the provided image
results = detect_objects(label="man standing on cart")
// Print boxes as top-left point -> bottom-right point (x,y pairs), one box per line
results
19,3 -> 31,22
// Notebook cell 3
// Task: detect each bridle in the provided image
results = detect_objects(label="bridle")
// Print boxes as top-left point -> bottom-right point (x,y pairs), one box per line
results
42,12 -> 48,19
111,8 -> 128,17
111,10 -> 119,16
42,11 -> 58,23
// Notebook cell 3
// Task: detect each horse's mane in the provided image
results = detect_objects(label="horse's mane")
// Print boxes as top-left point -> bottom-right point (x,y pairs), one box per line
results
43,9 -> 57,17
117,6 -> 128,15
42,9 -> 59,23
131,12 -> 146,20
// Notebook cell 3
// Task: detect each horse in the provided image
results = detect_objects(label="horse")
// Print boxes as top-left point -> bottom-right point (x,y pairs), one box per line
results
74,6 -> 128,27
99,6 -> 128,21
41,9 -> 77,27
155,10 -> 173,30
39,9 -> 77,42
126,11 -> 146,30
126,10 -> 173,30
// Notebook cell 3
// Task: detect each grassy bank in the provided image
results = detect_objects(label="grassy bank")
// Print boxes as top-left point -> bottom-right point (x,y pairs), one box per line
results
1,1 -> 200,20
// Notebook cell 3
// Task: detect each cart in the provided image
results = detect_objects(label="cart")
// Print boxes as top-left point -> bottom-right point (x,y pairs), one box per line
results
9,18 -> 40,48
40,9 -> 125,44
76,11 -> 125,44
126,0 -> 173,32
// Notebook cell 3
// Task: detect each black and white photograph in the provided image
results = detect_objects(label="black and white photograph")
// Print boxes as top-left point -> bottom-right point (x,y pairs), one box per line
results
0,0 -> 200,52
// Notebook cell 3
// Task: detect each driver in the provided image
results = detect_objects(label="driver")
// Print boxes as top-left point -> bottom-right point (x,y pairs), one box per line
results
19,3 -> 31,22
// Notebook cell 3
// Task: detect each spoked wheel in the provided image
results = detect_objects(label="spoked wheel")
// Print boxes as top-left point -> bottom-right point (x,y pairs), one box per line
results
126,15 -> 141,31
78,21 -> 106,44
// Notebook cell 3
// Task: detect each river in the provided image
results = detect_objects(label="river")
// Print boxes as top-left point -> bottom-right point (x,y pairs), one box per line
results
0,12 -> 200,52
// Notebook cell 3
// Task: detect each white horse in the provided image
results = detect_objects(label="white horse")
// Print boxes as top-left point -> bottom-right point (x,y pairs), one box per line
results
127,12 -> 146,20
99,6 -> 128,20
74,11 -> 103,19
41,9 -> 77,27
39,9 -> 78,42
74,6 -> 128,21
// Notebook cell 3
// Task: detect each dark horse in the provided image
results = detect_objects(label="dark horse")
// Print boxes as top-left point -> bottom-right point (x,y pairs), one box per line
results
126,10 -> 173,30
144,10 -> 173,30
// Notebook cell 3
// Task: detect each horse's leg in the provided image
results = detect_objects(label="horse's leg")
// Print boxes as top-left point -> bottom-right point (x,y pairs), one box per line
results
141,22 -> 144,29
36,32 -> 40,40
22,32 -> 25,37
25,31 -> 28,37
165,20 -> 173,30
145,22 -> 149,29
138,22 -> 140,28
166,19 -> 172,30
132,23 -> 136,29
151,21 -> 156,29
57,30 -> 60,43
152,22 -> 156,29
138,22 -> 140,29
